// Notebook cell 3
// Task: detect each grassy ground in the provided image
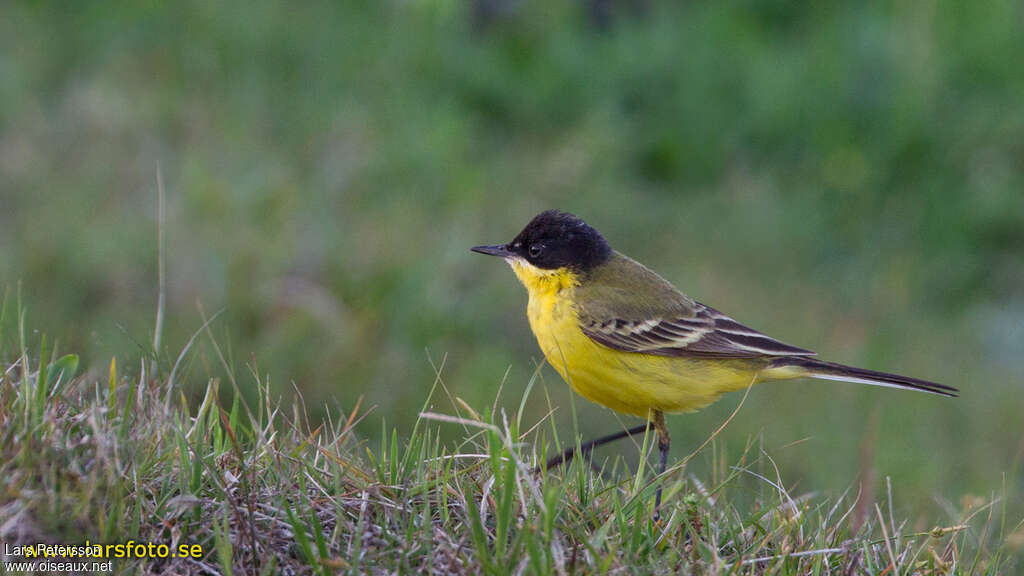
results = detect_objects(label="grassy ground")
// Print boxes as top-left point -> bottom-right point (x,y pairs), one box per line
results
2,308 -> 1019,574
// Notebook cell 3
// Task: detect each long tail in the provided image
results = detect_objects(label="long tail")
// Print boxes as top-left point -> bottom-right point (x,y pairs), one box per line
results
768,357 -> 958,397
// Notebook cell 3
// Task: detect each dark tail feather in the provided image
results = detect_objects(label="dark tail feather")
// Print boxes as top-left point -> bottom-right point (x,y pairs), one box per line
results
772,357 -> 958,397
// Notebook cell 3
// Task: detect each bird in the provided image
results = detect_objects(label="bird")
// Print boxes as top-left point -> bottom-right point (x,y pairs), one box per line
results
471,209 -> 957,515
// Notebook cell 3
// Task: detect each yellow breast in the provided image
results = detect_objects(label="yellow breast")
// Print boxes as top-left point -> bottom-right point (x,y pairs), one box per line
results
509,259 -> 762,417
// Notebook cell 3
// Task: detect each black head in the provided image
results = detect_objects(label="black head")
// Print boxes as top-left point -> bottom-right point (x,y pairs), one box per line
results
471,210 -> 612,271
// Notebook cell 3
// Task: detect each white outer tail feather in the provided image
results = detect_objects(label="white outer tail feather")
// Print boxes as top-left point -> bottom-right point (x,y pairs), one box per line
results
807,372 -> 931,392
770,357 -> 958,397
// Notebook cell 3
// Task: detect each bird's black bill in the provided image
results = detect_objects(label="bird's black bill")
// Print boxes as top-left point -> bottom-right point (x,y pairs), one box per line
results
471,244 -> 514,258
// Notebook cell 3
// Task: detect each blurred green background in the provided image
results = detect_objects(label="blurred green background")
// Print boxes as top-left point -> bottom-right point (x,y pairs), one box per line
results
2,1 -> 1022,513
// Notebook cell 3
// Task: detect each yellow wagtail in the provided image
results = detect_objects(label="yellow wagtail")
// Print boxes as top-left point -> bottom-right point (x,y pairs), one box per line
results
472,209 -> 957,512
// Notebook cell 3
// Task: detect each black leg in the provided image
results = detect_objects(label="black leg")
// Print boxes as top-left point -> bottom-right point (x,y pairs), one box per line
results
543,423 -> 650,471
652,410 -> 670,521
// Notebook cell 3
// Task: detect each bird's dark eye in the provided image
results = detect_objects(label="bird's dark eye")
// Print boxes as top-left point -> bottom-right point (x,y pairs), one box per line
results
528,244 -> 543,258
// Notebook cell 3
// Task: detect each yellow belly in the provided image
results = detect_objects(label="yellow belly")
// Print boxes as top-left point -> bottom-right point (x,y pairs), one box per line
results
513,262 -> 766,417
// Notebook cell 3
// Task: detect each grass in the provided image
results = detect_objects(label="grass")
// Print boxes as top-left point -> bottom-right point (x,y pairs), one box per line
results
1,311 -> 1020,574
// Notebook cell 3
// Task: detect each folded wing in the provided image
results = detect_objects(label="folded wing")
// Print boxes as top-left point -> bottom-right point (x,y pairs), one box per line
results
580,302 -> 815,358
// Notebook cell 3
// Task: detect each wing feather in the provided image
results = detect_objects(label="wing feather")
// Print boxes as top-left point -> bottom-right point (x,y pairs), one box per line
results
580,302 -> 815,358
575,252 -> 814,359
